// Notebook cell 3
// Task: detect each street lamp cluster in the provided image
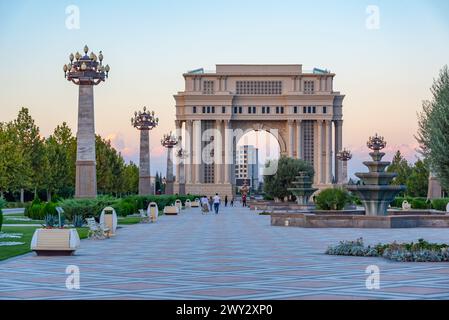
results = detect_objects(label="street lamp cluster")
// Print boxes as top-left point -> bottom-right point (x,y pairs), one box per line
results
64,45 -> 109,85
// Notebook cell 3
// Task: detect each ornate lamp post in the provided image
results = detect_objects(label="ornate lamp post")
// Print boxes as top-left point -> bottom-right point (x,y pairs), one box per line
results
63,45 -> 110,198
131,107 -> 159,195
161,132 -> 179,195
336,148 -> 352,184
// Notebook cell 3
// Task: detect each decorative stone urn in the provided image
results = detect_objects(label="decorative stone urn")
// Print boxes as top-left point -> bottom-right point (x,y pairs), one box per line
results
346,134 -> 406,216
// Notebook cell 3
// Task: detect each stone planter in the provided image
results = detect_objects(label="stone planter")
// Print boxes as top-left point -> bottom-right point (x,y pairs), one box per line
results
31,228 -> 80,256
164,206 -> 179,215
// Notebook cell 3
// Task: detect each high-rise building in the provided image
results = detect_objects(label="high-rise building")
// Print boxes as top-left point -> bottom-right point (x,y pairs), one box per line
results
235,145 -> 259,191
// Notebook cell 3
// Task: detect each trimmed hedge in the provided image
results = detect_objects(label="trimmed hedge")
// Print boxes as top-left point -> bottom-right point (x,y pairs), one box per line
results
391,197 -> 449,211
58,195 -> 200,220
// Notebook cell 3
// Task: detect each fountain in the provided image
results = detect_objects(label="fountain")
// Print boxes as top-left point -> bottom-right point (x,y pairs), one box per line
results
346,134 -> 406,216
287,172 -> 318,209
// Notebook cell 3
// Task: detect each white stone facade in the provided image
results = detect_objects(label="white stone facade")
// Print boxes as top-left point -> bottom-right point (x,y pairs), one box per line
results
173,65 -> 345,198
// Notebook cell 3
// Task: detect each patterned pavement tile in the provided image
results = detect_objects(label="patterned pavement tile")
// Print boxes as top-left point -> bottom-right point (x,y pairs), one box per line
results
1,205 -> 449,300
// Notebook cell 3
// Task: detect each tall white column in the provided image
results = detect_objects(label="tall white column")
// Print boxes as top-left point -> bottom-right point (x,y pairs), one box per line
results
193,120 -> 202,184
326,120 -> 333,184
214,120 -> 223,184
288,120 -> 294,158
175,121 -> 182,184
224,121 -> 232,184
316,120 -> 323,184
334,120 -> 343,183
185,120 -> 193,184
296,120 -> 303,159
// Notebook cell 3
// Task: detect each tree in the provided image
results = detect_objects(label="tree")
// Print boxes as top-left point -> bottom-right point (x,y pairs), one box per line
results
263,156 -> 314,201
406,158 -> 429,197
387,151 -> 412,187
44,123 -> 77,200
417,65 -> 449,190
122,162 -> 139,195
11,107 -> 46,201
0,123 -> 27,198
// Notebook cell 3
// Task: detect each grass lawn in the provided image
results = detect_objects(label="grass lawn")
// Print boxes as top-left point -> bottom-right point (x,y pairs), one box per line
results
2,215 -> 44,225
118,216 -> 142,225
0,226 -> 89,261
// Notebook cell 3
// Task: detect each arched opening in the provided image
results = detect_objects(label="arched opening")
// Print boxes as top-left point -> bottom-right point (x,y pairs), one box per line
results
234,129 -> 281,195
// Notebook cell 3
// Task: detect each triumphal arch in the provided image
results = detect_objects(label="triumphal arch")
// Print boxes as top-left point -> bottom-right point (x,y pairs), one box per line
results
173,65 -> 345,198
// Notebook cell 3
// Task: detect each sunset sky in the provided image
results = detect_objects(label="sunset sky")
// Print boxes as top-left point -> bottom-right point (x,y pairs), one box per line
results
1,0 -> 449,177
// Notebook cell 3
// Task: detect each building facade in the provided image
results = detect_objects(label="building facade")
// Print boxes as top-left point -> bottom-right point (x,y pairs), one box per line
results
235,145 -> 259,191
173,64 -> 345,198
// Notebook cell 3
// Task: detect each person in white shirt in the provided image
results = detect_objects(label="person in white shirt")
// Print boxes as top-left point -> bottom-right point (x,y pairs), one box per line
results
213,193 -> 221,214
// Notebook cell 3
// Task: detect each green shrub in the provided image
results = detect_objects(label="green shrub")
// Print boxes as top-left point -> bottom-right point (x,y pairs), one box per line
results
411,198 -> 431,209
431,198 -> 449,211
315,188 -> 351,211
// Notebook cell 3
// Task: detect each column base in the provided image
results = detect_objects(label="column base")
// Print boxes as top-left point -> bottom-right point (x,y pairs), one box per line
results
139,176 -> 153,196
75,160 -> 97,199
174,183 -> 186,195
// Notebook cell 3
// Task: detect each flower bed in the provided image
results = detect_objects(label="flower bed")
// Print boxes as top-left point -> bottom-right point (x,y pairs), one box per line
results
326,238 -> 449,262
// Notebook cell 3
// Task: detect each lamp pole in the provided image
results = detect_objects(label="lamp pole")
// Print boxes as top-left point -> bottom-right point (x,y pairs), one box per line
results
63,45 -> 110,198
131,107 -> 159,195
336,148 -> 353,184
161,132 -> 179,195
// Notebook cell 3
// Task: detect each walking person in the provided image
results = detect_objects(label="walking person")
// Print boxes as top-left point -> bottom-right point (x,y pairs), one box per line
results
230,197 -> 234,207
209,196 -> 214,212
242,194 -> 247,207
224,195 -> 228,207
201,196 -> 209,214
213,193 -> 221,214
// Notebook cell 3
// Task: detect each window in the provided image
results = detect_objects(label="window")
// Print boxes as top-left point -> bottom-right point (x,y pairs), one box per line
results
248,106 -> 252,114
308,106 -> 312,113
312,106 -> 316,114
212,106 -> 215,114
222,106 -> 226,114
207,106 -> 210,113
294,106 -> 298,114
303,120 -> 315,167
276,106 -> 279,114
234,106 -> 238,114
267,106 -> 271,114
303,106 -> 307,114
236,81 -> 282,95
203,80 -> 214,95
323,106 -> 327,114
239,106 -> 243,114
304,80 -> 315,94
193,106 -> 197,114
202,106 -> 206,113
281,106 -> 285,114
262,107 -> 266,114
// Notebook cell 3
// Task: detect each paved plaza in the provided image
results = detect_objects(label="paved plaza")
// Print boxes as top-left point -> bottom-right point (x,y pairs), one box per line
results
1,205 -> 449,300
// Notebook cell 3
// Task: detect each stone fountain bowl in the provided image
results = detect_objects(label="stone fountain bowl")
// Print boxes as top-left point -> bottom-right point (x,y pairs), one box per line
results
363,161 -> 391,173
355,172 -> 398,185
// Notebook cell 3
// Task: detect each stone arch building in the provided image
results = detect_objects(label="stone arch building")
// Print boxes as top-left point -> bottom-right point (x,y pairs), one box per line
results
173,65 -> 345,198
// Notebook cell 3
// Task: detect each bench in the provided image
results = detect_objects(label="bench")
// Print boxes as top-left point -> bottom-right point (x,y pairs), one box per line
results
31,229 -> 80,256
86,217 -> 110,240
164,206 -> 179,215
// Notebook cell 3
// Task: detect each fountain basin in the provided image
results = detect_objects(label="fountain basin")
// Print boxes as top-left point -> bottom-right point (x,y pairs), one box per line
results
354,173 -> 398,185
347,185 -> 406,216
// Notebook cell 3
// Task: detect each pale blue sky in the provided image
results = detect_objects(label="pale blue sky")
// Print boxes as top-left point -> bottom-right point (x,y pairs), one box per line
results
1,0 -> 448,177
